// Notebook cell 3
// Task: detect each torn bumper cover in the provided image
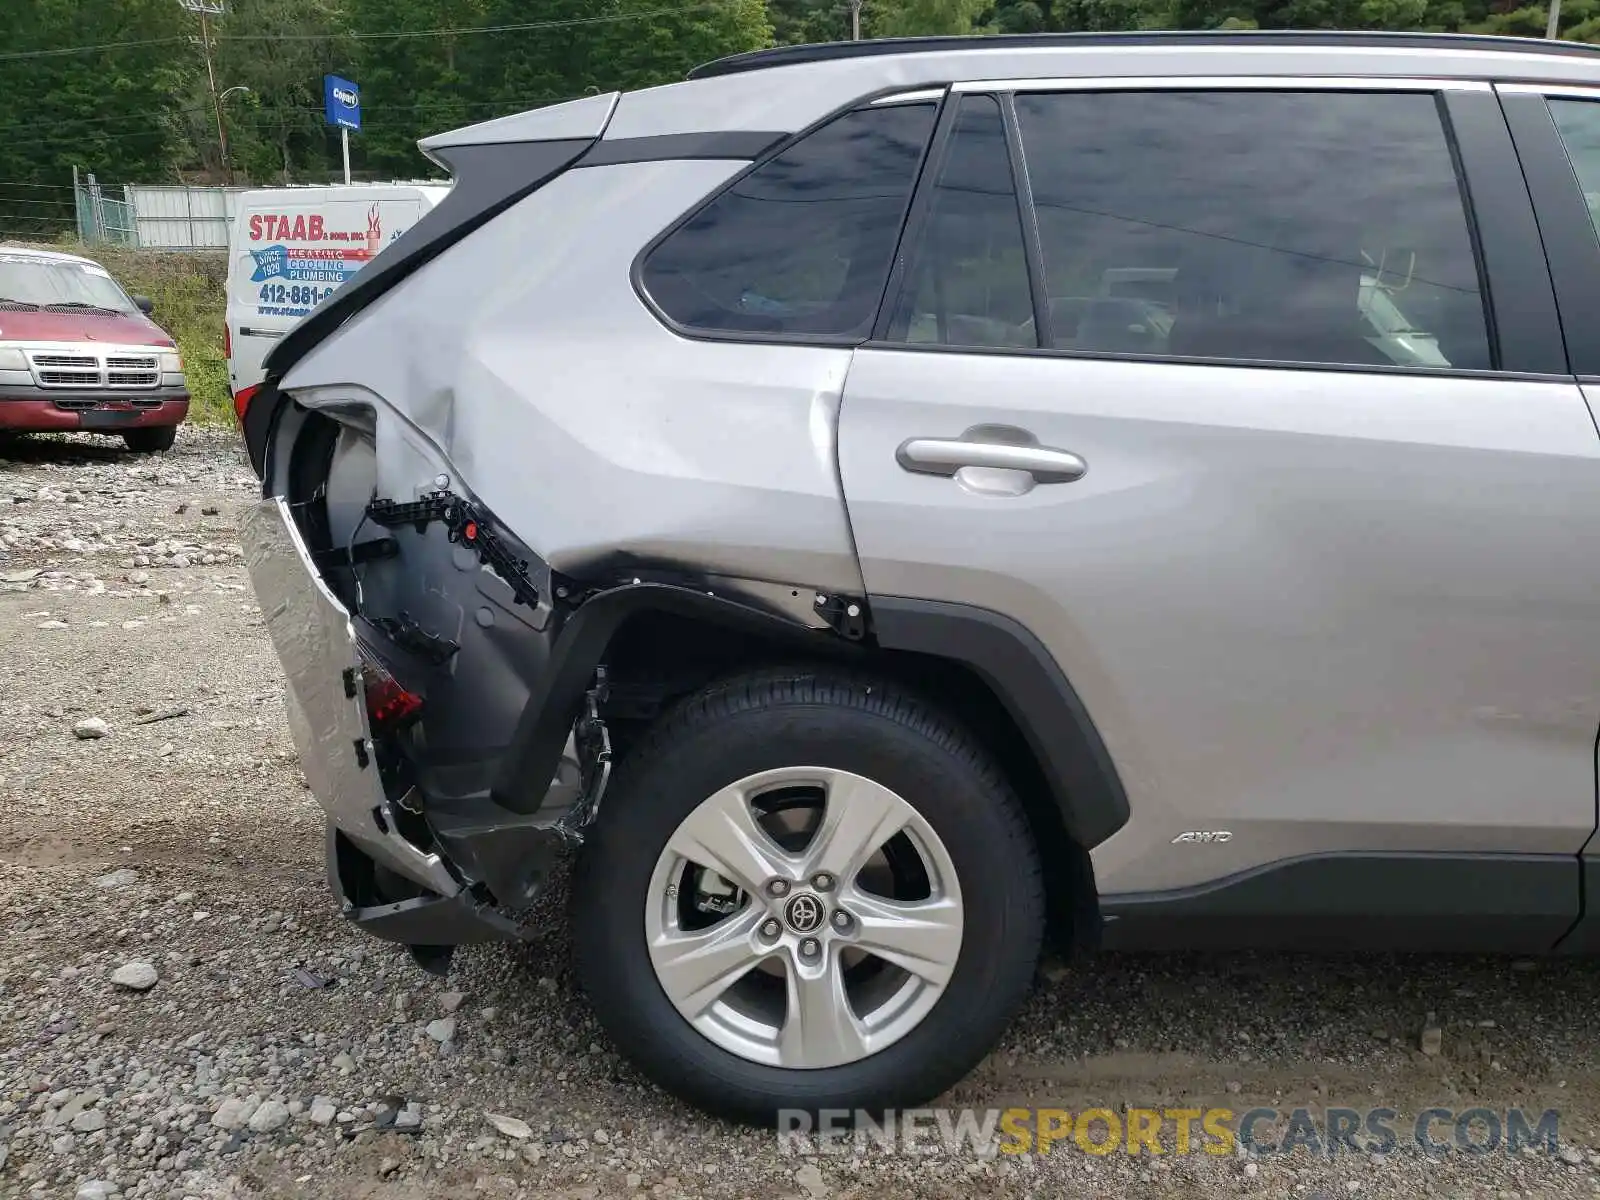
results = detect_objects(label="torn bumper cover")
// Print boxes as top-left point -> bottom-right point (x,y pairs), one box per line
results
241,486 -> 849,954
240,495 -> 557,948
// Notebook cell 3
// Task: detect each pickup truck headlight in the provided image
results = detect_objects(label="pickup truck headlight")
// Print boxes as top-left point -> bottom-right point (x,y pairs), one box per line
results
0,346 -> 27,371
158,351 -> 183,374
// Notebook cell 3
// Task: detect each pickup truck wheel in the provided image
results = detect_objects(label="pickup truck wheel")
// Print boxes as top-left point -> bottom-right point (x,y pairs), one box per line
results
123,426 -> 177,453
571,668 -> 1044,1123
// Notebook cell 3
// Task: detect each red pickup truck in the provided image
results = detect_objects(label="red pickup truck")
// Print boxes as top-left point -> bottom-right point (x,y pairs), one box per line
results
0,247 -> 188,451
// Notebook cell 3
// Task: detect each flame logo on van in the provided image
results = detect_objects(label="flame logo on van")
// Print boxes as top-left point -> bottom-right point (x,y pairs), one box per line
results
366,204 -> 382,255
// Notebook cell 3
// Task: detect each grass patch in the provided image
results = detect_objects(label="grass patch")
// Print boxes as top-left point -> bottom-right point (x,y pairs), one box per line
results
84,245 -> 232,426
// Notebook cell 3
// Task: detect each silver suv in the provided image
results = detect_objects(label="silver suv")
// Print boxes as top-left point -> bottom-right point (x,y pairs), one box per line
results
239,31 -> 1600,1122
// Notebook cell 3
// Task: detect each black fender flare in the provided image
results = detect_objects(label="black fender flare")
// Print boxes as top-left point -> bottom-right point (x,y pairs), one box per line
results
868,595 -> 1130,851
490,582 -> 857,814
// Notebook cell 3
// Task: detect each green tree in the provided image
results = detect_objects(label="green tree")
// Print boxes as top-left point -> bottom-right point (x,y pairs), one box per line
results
213,0 -> 357,184
0,0 -> 192,235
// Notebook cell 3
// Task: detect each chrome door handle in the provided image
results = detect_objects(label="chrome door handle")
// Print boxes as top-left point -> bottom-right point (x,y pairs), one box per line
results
896,431 -> 1087,484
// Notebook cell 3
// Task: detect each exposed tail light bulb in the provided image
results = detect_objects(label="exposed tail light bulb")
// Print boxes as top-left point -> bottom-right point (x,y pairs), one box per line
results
356,648 -> 424,733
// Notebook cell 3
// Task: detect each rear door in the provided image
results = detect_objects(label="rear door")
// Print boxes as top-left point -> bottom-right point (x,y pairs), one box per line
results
228,194 -> 422,394
838,78 -> 1600,943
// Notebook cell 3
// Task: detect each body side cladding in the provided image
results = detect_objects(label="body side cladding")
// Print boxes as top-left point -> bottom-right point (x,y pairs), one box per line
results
1101,851 -> 1582,953
866,595 -> 1131,851
490,583 -> 866,816
1554,854 -> 1600,953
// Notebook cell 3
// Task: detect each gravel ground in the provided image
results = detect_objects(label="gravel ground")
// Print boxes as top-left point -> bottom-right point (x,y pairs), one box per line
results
4,429 -> 1600,1200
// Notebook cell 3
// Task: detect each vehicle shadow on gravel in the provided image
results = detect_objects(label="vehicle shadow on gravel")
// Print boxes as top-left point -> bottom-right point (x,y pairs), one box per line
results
0,428 -> 233,465
0,432 -> 143,465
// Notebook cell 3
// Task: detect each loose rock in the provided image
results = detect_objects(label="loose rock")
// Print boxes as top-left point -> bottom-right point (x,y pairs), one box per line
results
247,1099 -> 290,1133
1419,1014 -> 1443,1057
485,1113 -> 533,1140
425,1017 -> 456,1043
73,717 -> 110,739
70,1108 -> 106,1133
108,961 -> 158,991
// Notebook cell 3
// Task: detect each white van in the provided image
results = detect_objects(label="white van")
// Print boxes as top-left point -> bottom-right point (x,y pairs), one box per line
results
225,184 -> 447,396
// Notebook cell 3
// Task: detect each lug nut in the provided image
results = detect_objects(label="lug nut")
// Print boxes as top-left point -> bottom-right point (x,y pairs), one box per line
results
811,872 -> 835,892
766,879 -> 790,898
760,919 -> 781,938
831,909 -> 851,931
798,937 -> 821,959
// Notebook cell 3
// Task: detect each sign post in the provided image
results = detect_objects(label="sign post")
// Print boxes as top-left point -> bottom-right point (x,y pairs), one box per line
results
323,75 -> 361,185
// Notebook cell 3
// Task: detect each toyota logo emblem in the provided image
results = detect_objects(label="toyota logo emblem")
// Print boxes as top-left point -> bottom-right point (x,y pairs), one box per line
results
784,893 -> 824,934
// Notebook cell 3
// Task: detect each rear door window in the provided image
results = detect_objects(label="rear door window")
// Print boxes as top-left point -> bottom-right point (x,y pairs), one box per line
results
1013,89 -> 1491,370
640,101 -> 938,340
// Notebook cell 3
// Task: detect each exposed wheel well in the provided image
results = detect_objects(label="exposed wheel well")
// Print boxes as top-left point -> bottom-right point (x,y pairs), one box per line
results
595,608 -> 1097,955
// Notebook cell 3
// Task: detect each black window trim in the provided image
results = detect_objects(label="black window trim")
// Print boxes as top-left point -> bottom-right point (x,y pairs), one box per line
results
1497,84 -> 1600,378
1000,92 -> 1053,351
629,84 -> 950,349
875,76 -> 1566,380
855,338 -> 1573,385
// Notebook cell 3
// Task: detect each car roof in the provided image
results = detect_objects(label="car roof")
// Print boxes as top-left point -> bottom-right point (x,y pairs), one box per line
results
603,30 -> 1600,140
0,245 -> 100,268
691,30 -> 1600,79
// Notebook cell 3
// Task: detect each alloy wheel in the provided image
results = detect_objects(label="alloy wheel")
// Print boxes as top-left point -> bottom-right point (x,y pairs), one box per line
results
643,766 -> 964,1069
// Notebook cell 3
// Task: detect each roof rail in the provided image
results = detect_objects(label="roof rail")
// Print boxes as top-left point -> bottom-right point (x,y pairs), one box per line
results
689,30 -> 1600,80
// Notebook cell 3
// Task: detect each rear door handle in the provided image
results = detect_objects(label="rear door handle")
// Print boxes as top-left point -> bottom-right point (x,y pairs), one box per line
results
896,431 -> 1087,484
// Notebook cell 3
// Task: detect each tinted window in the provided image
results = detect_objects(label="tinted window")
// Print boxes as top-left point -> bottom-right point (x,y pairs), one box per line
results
1549,99 -> 1600,245
890,95 -> 1037,349
1015,90 -> 1490,371
641,102 -> 937,339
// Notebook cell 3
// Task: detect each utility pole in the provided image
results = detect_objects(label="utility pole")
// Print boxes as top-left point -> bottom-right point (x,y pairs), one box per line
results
1547,0 -> 1562,38
850,0 -> 862,39
178,0 -> 232,184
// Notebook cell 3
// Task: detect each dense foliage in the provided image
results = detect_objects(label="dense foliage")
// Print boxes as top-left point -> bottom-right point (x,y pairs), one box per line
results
0,0 -> 1586,236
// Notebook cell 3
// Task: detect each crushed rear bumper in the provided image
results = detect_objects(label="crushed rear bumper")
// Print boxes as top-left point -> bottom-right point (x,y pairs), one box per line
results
240,495 -> 569,949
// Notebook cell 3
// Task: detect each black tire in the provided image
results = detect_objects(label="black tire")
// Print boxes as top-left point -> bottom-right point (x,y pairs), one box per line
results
122,425 -> 177,453
572,667 -> 1045,1124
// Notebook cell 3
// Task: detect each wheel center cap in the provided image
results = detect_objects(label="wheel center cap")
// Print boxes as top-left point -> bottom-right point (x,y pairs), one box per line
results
783,892 -> 825,934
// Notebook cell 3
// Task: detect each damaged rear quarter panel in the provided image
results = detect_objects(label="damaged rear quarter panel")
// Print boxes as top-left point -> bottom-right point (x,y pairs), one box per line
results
278,159 -> 866,597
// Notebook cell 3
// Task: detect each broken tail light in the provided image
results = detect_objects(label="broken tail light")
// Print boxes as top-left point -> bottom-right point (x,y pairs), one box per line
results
352,643 -> 424,734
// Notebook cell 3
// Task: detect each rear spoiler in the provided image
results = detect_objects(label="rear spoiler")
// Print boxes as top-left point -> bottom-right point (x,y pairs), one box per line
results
263,92 -> 620,386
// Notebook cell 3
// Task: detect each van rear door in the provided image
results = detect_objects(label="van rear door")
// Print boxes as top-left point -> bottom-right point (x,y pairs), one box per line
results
227,193 -> 424,395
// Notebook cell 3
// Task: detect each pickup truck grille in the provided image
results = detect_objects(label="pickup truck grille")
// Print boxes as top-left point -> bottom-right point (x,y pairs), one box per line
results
27,350 -> 161,390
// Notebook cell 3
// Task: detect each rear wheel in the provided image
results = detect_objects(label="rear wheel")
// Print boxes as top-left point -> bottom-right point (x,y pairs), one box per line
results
572,668 -> 1044,1122
123,426 -> 177,453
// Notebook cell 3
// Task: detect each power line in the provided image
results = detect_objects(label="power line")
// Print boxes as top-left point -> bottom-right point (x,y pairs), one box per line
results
0,2 -> 742,61
0,36 -> 185,62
